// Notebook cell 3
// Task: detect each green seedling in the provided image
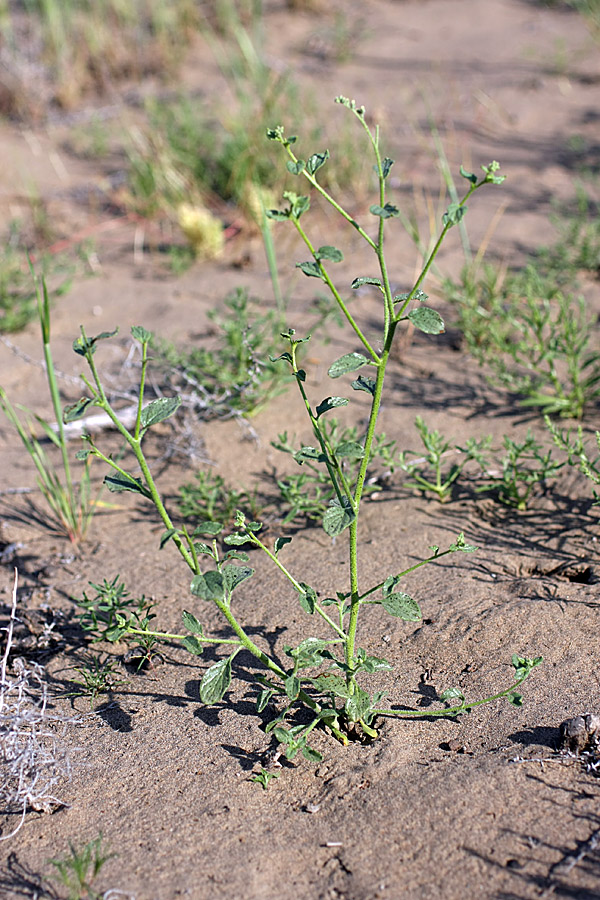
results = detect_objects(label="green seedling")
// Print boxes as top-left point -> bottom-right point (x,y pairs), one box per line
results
49,834 -> 115,900
250,767 -> 280,790
63,99 -> 540,764
0,271 -> 100,543
445,262 -> 600,418
478,430 -> 563,510
69,657 -> 127,708
177,470 -> 262,527
545,414 -> 600,503
395,416 -> 491,502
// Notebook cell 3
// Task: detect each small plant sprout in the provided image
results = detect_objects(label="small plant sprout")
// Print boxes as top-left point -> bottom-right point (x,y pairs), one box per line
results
478,430 -> 563,510
49,833 -> 115,900
395,416 -> 491,502
545,415 -> 600,503
69,657 -> 127,709
63,99 -> 541,765
250,767 -> 280,790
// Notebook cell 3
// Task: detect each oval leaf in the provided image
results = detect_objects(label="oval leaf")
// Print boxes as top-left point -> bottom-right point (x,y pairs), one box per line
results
322,499 -> 355,537
306,150 -> 329,175
315,396 -> 348,418
222,564 -> 254,594
351,375 -> 376,395
316,245 -> 343,262
351,276 -> 382,290
336,441 -> 364,459
199,656 -> 232,704
407,307 -> 445,335
382,591 -> 422,621
328,352 -> 369,379
104,472 -> 149,497
140,396 -> 181,429
182,610 -> 204,634
296,260 -> 325,280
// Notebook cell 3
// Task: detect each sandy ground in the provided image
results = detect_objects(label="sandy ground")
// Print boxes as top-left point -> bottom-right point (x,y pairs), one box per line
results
1,2 -> 600,898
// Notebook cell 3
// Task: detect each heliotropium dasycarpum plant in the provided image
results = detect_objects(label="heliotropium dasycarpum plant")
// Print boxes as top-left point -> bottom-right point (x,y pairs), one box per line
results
68,97 -> 541,766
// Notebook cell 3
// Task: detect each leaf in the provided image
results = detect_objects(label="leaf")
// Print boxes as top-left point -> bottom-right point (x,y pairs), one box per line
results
336,441 -> 364,459
302,744 -> 323,763
440,687 -> 465,703
382,591 -> 422,621
311,674 -> 350,698
140,396 -> 181,429
75,449 -> 92,461
284,675 -> 301,700
265,208 -> 289,221
223,534 -> 249,546
190,571 -> 225,602
274,536 -> 292,556
459,165 -> 477,184
443,203 -> 466,227
104,472 -> 149,497
351,375 -> 376,395
393,289 -> 428,305
222,564 -> 254,594
199,657 -> 232,704
345,686 -> 371,722
63,397 -> 94,422
193,521 -> 223,536
449,532 -> 477,553
381,157 -> 394,178
256,689 -> 273,713
193,542 -> 213,556
72,328 -> 118,356
322,498 -> 355,537
286,159 -> 305,175
306,150 -> 329,175
296,260 -> 325,280
315,396 -> 348,418
294,446 -> 326,464
407,307 -> 445,335
298,582 -> 317,615
328,352 -> 369,378
159,528 -> 179,549
182,635 -> 204,656
370,203 -> 399,218
508,691 -> 523,707
222,549 -> 249,562
182,610 -> 204,634
351,276 -> 382,290
361,655 -> 393,673
316,245 -> 343,262
131,325 -> 153,343
289,637 -> 330,668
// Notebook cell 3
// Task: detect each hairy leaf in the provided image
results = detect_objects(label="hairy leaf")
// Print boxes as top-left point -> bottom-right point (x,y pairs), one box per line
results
315,396 -> 348,418
407,307 -> 445,335
199,656 -> 232,704
381,591 -> 422,621
328,352 -> 369,378
182,610 -> 204,634
322,498 -> 355,536
316,245 -> 343,262
140,396 -> 181,429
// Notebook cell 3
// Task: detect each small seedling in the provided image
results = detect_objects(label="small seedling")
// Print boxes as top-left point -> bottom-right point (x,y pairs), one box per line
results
395,416 -> 491,502
59,99 -> 540,765
177,470 -> 261,527
250,767 -> 280,790
49,833 -> 115,900
69,657 -> 127,708
477,430 -> 563,510
545,414 -> 600,503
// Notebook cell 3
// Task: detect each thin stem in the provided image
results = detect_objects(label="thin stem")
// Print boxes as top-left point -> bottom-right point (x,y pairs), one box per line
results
377,673 -> 531,719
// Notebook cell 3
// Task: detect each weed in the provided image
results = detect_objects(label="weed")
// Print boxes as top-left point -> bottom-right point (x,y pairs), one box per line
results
49,834 -> 115,900
69,657 -> 127,708
445,263 -> 600,418
250,767 -> 280,790
395,416 -> 492,502
149,288 -> 287,418
536,182 -> 600,276
177,470 -> 261,527
545,414 -> 600,502
477,430 -> 563,510
64,99 -> 541,764
0,272 -> 100,542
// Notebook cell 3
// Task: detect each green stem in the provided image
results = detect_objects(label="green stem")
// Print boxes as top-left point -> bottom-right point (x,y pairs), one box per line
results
376,673 -> 531,719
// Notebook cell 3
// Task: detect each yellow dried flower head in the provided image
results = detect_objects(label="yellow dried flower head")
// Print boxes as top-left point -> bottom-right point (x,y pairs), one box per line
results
177,203 -> 224,259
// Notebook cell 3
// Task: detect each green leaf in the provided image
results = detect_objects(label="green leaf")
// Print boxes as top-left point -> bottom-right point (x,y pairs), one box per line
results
302,744 -> 323,763
311,673 -> 350,698
508,691 -> 523,707
316,246 -> 343,262
336,441 -> 364,459
286,159 -> 305,175
296,260 -> 325,280
393,289 -> 428,305
256,689 -> 273,713
289,637 -> 330,668
190,571 -> 225,602
199,656 -> 232,704
370,203 -> 399,218
131,325 -> 153,343
194,542 -> 214,556
182,610 -> 204,634
265,208 -> 290,221
351,276 -> 382,290
223,533 -> 249,546
63,397 -> 94,422
361,655 -> 392,673
222,549 -> 249,562
315,396 -> 348,418
159,528 -> 179,549
75,449 -> 92,461
345,686 -> 371,722
443,203 -> 466,227
140,396 -> 181,429
449,532 -> 477,552
322,498 -> 355,537
294,446 -> 327,464
193,521 -> 223,536
407,307 -> 445,335
441,687 -> 465,703
182,635 -> 204,656
382,591 -> 422,621
104,472 -> 149,497
306,150 -> 329,175
222,564 -> 254,594
298,582 -> 317,615
284,675 -> 301,700
351,375 -> 376,395
381,157 -> 394,178
274,536 -> 292,556
72,328 -> 118,356
459,165 -> 477,184
328,352 -> 369,378
481,160 -> 505,185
